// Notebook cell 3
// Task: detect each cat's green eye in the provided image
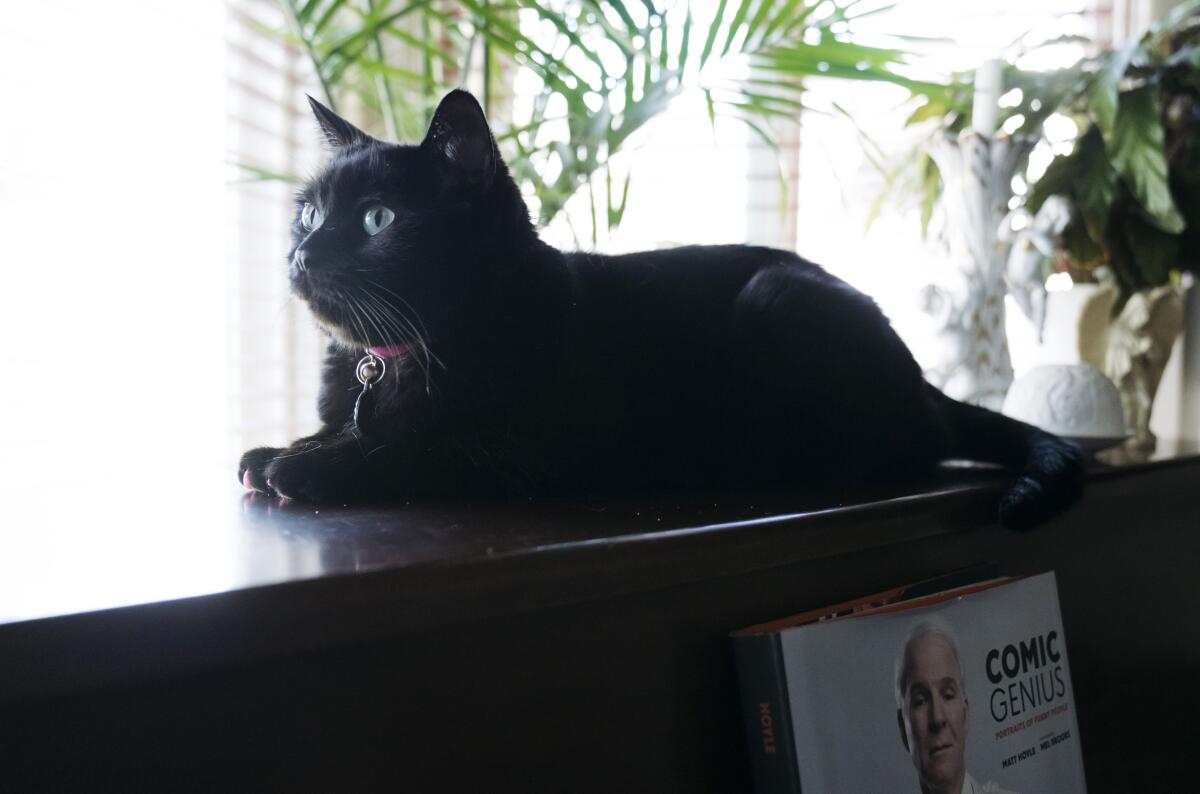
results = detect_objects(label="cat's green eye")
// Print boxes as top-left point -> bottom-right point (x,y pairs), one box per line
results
363,204 -> 395,236
300,203 -> 322,231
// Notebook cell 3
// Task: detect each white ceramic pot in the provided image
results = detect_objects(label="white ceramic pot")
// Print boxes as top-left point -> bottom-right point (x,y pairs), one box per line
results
1002,364 -> 1127,451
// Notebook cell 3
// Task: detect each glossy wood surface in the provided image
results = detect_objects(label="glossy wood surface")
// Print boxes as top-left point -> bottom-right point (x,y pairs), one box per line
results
4,440 -> 1195,629
1,443 -> 1197,696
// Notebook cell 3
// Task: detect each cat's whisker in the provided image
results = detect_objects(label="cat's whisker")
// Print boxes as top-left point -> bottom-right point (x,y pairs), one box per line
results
368,294 -> 437,394
354,287 -> 405,347
359,283 -> 445,374
336,286 -> 375,354
358,294 -> 402,353
359,289 -> 442,397
356,287 -> 428,358
351,292 -> 389,351
358,290 -> 438,395
372,297 -> 430,368
362,279 -> 437,352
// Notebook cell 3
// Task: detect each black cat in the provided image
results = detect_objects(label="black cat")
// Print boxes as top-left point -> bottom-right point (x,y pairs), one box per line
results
238,90 -> 1082,530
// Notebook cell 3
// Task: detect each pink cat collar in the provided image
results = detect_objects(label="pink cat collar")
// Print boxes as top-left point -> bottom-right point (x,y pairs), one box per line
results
366,344 -> 413,359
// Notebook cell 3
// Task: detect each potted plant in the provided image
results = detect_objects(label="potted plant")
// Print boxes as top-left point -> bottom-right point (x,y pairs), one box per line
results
898,2 -> 1199,443
263,0 -> 951,242
1016,3 -> 1199,447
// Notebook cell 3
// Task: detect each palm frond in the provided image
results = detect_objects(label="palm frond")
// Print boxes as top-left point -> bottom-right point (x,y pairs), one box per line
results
263,0 -> 948,241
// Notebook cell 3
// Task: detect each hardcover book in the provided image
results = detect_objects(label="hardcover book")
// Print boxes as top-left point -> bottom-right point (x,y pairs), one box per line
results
733,571 -> 1086,793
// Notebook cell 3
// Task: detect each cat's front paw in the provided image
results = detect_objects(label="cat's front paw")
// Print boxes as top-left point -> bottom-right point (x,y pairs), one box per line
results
238,446 -> 284,494
262,447 -> 358,503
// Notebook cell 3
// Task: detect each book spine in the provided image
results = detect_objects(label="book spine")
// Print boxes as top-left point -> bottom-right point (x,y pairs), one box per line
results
734,633 -> 803,794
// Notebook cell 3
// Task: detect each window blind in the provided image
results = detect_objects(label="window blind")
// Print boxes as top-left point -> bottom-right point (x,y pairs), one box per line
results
227,0 -> 325,454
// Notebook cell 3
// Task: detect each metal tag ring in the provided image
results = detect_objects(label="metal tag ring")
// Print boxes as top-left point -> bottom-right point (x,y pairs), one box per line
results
356,353 -> 386,386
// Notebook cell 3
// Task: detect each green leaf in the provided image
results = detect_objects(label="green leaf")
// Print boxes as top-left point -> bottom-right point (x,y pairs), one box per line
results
574,0 -> 636,53
728,112 -> 779,150
1168,43 -> 1200,69
606,167 -> 633,229
737,88 -> 806,112
276,0 -> 948,236
376,29 -> 459,69
830,99 -> 884,169
864,185 -> 888,231
742,0 -> 777,54
514,0 -> 607,75
752,0 -> 809,52
639,0 -> 661,21
919,153 -> 939,238
1027,148 -> 1077,214
1174,170 -> 1200,229
613,80 -> 678,148
357,58 -> 428,84
1149,0 -> 1200,47
1123,213 -> 1180,286
698,0 -> 729,69
836,1 -> 901,24
904,98 -> 948,127
602,0 -> 640,33
1100,195 -> 1146,299
678,3 -> 693,69
1089,41 -> 1137,139
296,0 -> 324,23
230,162 -> 300,183
279,0 -> 338,109
760,37 -> 910,69
1110,85 -> 1186,233
720,0 -> 756,58
311,0 -> 347,35
715,97 -> 796,120
324,0 -> 435,64
1073,126 -> 1117,238
753,47 -> 945,97
1060,218 -> 1105,272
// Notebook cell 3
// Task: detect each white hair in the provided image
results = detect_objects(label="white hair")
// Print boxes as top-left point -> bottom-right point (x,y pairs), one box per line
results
893,620 -> 966,709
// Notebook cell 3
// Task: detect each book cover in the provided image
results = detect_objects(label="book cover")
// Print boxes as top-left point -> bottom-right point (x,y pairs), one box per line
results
735,572 -> 1086,793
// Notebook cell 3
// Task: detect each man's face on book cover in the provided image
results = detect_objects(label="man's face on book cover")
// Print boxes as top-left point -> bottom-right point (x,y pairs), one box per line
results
898,634 -> 969,792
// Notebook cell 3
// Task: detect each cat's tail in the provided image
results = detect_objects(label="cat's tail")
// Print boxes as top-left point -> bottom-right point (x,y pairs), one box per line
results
927,384 -> 1084,531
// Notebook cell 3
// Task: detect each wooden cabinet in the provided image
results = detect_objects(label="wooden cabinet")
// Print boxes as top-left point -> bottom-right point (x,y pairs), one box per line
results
2,451 -> 1197,791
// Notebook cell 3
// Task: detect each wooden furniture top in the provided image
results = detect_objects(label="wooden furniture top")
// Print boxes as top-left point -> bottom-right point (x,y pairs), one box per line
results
2,441 -> 1196,704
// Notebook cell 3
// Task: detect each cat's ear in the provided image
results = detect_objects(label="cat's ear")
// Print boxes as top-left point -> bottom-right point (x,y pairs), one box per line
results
421,90 -> 498,197
306,95 -> 372,149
